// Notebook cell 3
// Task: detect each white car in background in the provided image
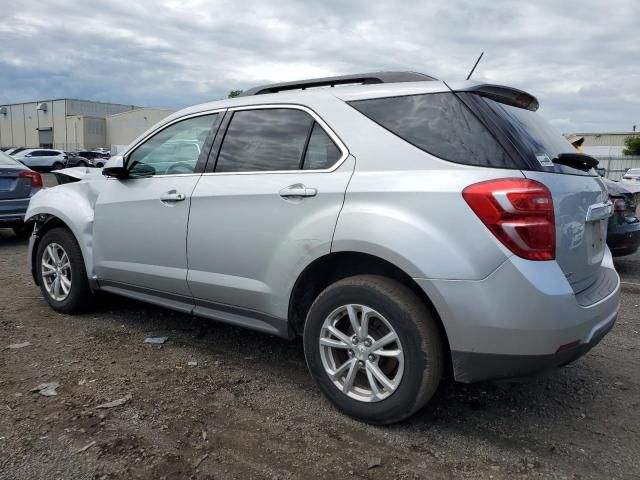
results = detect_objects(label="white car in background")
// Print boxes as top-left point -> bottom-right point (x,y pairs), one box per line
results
620,168 -> 640,193
12,149 -> 67,171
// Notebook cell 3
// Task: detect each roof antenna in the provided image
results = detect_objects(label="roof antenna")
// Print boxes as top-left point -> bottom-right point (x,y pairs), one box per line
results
466,51 -> 484,80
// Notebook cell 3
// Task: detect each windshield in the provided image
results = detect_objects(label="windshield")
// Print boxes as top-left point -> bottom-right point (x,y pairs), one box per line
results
482,97 -> 596,176
0,150 -> 20,166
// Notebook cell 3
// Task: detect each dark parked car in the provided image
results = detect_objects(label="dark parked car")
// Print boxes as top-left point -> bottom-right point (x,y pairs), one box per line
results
78,151 -> 110,167
0,150 -> 43,238
603,178 -> 640,256
65,152 -> 91,167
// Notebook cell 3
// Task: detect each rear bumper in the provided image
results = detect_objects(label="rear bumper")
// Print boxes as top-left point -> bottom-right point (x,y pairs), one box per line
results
607,221 -> 640,256
450,311 -> 615,382
416,250 -> 620,383
0,197 -> 30,225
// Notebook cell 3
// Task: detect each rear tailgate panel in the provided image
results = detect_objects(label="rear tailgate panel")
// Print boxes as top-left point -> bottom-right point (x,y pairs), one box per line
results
0,168 -> 31,201
523,170 -> 609,293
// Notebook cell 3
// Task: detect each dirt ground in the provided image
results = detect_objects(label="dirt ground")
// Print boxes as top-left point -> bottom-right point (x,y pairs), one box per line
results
1,177 -> 639,479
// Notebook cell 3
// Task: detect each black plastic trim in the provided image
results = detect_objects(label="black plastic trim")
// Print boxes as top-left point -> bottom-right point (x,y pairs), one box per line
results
97,279 -> 291,339
451,316 -> 616,383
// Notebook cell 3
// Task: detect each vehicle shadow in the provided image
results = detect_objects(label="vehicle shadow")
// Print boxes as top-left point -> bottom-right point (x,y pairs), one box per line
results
0,228 -> 29,246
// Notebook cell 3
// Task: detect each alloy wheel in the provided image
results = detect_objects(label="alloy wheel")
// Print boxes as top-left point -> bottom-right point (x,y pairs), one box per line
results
319,304 -> 405,402
41,242 -> 72,301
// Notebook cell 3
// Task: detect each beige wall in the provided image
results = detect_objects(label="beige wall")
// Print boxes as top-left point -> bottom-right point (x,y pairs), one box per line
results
0,106 -> 14,147
106,108 -> 175,150
579,133 -> 639,147
24,102 -> 39,147
52,99 -> 67,149
82,117 -> 106,150
64,116 -> 107,150
10,104 -> 26,147
65,116 -> 84,151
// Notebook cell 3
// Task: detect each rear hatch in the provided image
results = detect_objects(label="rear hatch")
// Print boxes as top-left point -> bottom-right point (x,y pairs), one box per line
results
472,92 -> 610,293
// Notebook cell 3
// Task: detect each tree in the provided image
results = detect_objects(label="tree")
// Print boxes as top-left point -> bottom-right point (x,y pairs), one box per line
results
623,136 -> 640,156
228,90 -> 243,98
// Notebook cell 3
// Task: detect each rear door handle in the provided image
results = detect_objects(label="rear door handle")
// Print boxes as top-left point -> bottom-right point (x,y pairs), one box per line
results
279,184 -> 317,198
160,191 -> 186,202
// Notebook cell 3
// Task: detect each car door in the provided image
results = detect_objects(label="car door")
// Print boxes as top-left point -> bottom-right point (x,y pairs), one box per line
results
19,150 -> 42,168
187,106 -> 354,331
93,111 -> 222,306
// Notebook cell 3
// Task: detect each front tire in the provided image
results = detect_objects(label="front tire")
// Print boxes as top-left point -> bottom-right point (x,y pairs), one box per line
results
36,228 -> 92,313
52,161 -> 64,170
303,275 -> 443,424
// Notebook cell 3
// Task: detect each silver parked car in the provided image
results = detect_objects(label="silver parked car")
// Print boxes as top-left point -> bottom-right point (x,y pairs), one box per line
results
24,72 -> 619,424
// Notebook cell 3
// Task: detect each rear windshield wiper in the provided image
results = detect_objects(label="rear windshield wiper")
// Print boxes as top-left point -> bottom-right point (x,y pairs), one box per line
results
552,153 -> 599,172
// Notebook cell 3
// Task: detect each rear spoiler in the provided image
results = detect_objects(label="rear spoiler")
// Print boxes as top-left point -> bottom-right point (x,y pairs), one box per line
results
451,83 -> 540,111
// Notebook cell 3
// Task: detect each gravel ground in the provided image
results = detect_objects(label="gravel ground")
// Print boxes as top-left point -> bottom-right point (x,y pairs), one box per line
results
1,175 -> 639,479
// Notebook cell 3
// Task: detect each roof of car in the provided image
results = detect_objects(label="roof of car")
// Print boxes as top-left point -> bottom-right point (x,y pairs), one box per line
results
169,79 -> 456,120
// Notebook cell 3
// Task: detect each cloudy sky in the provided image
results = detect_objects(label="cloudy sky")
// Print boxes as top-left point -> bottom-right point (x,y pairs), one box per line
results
1,0 -> 638,132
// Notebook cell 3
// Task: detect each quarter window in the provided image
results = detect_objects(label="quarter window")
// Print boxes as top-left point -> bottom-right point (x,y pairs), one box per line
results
302,123 -> 342,170
349,93 -> 513,168
215,109 -> 313,172
127,114 -> 218,176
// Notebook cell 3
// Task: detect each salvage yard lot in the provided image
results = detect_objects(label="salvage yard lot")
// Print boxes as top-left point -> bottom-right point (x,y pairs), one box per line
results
1,176 -> 639,479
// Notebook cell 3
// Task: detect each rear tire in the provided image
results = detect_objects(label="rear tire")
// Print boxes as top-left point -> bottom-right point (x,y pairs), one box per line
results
36,227 -> 92,313
303,275 -> 443,424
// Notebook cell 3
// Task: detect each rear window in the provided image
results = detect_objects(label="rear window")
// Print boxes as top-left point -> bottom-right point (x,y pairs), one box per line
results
481,98 -> 596,176
349,93 -> 515,168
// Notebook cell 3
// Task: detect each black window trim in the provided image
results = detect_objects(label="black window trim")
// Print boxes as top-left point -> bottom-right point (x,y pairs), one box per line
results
121,109 -> 226,178
204,103 -> 349,176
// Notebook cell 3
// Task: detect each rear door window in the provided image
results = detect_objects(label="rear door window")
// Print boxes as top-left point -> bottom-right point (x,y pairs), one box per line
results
349,93 -> 515,168
216,109 -> 313,172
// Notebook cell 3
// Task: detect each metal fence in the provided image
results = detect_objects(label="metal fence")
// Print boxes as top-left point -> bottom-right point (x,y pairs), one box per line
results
594,155 -> 640,181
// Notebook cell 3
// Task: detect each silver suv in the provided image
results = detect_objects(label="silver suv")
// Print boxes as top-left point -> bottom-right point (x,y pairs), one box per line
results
25,72 -> 619,424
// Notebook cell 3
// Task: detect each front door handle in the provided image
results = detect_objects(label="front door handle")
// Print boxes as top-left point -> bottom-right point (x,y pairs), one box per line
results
279,184 -> 318,198
160,190 -> 186,203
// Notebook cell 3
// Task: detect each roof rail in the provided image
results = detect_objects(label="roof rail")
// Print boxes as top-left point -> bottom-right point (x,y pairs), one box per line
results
238,71 -> 437,97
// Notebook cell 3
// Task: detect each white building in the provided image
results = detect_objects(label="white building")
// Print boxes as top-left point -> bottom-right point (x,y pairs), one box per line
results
0,99 -> 137,150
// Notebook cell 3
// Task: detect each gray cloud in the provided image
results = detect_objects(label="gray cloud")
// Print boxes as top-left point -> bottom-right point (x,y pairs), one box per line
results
0,0 -> 638,131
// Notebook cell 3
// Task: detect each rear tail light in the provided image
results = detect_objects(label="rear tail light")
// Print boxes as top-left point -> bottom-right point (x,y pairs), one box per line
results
623,175 -> 633,180
462,178 -> 555,261
610,197 -> 627,212
19,170 -> 43,188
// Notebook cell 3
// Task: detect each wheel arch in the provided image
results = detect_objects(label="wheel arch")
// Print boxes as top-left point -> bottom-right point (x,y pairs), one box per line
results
288,251 -> 452,373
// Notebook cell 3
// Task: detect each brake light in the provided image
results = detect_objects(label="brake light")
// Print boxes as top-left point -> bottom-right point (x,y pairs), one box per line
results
623,175 -> 632,180
611,197 -> 627,212
462,178 -> 555,261
19,170 -> 43,188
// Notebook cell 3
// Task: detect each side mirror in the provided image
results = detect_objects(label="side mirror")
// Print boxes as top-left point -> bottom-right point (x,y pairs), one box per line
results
102,155 -> 128,178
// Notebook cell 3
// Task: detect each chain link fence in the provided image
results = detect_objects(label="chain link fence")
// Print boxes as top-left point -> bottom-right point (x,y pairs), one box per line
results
594,155 -> 640,181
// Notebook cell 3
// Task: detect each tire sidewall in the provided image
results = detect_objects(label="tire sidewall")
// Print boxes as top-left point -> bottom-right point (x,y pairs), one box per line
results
36,229 -> 88,312
304,281 -> 432,423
